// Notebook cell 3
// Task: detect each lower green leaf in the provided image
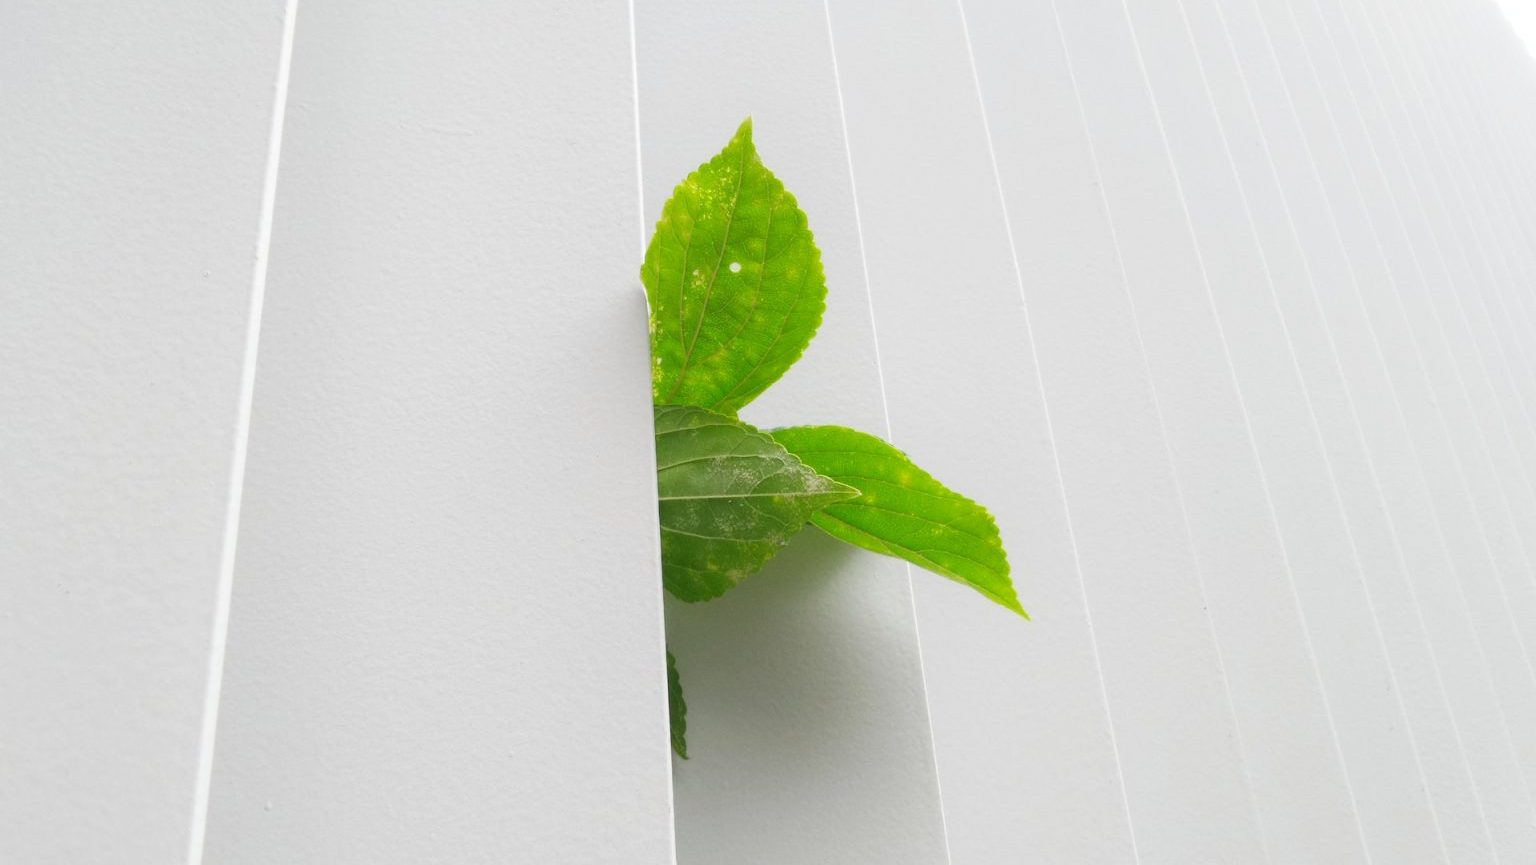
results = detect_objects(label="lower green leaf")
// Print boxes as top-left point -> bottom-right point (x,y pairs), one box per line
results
655,405 -> 858,602
770,425 -> 1025,617
667,649 -> 688,759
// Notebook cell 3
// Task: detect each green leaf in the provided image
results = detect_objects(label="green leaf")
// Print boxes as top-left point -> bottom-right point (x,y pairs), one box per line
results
643,118 -> 826,414
667,649 -> 688,759
770,426 -> 1025,617
655,405 -> 857,602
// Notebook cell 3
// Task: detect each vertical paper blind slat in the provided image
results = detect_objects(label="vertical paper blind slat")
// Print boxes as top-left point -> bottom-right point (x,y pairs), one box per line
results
634,2 -> 953,862
202,2 -> 675,862
0,3 -> 292,862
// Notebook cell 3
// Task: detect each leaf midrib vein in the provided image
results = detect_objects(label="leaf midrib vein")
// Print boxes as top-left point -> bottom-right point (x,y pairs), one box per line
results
667,144 -> 752,402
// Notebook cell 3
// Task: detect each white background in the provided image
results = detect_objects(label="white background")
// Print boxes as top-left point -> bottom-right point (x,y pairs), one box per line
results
5,0 -> 1536,862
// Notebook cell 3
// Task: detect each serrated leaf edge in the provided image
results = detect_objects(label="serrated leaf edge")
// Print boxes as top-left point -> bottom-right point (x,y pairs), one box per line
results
772,425 -> 1026,618
641,118 -> 827,415
667,649 -> 688,760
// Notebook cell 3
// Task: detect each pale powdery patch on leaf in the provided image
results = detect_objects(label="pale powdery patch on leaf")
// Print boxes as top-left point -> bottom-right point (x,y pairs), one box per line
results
771,425 -> 1025,617
641,118 -> 827,415
653,405 -> 856,602
646,121 -> 1026,760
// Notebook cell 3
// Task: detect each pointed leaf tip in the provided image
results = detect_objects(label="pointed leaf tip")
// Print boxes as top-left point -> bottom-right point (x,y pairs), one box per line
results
770,425 -> 1026,618
642,118 -> 826,413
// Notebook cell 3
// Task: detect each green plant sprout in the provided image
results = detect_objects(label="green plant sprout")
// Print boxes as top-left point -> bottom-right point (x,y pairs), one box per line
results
646,119 -> 1024,759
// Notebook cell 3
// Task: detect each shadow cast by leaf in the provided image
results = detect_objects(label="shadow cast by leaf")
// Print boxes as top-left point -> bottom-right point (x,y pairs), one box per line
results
645,119 -> 1022,760
664,529 -> 899,767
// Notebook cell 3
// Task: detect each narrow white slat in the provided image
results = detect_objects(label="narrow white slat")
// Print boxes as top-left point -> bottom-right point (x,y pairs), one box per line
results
1352,0 -> 1536,843
1270,0 -> 1536,787
1296,0 -> 1536,695
1417,0 -> 1536,280
1374,0 -> 1536,727
1320,11 -> 1536,823
202,3 -> 675,862
1413,0 -> 1536,460
964,1 -> 1272,860
0,3 -> 292,862
1320,0 -> 1536,645
1126,1 -> 1461,859
1321,0 -> 1536,666
632,3 -> 951,862
1181,0 -> 1497,857
821,0 -> 1136,861
1230,0 -> 1536,856
1051,0 -> 1376,858
1399,0 -> 1536,369
1391,0 -> 1536,363
1318,0 -> 1536,850
1349,0 -> 1536,498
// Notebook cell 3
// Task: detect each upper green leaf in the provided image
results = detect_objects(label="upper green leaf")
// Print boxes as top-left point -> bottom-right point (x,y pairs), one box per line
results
643,118 -> 826,414
667,649 -> 688,759
655,405 -> 857,602
770,425 -> 1025,617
